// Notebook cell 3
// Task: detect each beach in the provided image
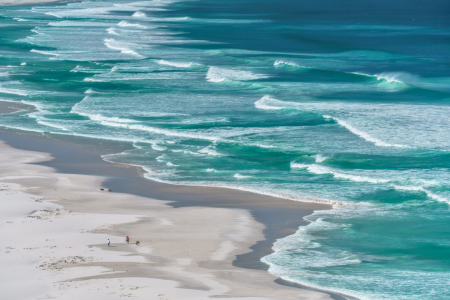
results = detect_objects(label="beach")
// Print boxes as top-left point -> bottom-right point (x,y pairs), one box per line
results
0,128 -> 339,300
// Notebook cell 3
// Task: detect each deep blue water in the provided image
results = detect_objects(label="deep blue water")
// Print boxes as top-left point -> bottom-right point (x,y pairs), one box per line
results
0,0 -> 449,298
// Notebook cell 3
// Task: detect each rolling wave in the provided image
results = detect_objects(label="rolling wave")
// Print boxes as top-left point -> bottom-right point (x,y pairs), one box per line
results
323,115 -> 411,148
255,96 -> 413,148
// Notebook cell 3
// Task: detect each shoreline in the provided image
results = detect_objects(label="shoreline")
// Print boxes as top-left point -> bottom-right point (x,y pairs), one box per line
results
0,128 -> 349,299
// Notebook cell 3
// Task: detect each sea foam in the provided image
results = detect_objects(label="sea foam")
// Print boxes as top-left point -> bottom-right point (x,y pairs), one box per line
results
104,39 -> 144,58
158,59 -> 193,68
206,66 -> 269,83
254,95 -> 287,110
132,11 -> 146,18
291,162 -> 390,184
117,20 -> 148,29
274,59 -> 309,69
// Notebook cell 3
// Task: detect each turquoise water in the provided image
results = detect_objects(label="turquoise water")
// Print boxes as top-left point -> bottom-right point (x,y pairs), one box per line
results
1,0 -> 450,298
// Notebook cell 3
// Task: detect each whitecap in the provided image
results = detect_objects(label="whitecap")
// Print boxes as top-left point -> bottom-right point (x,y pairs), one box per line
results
117,20 -> 148,29
0,87 -> 29,96
274,59 -> 309,69
150,142 -> 166,151
314,154 -> 328,163
206,66 -> 269,83
233,173 -> 251,179
198,145 -> 222,156
156,154 -> 166,162
254,95 -> 286,110
132,11 -> 146,18
291,162 -> 390,184
158,59 -> 193,68
106,27 -> 120,35
104,38 -> 144,58
30,49 -> 59,56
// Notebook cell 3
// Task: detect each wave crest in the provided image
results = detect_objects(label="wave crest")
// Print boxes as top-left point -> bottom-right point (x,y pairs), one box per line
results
206,66 -> 269,83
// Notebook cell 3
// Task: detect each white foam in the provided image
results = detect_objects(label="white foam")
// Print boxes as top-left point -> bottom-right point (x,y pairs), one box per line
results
258,99 -> 450,150
157,59 -> 193,68
30,49 -> 59,56
99,121 -> 219,142
198,146 -> 222,156
71,103 -> 136,124
104,39 -> 144,58
86,114 -> 135,124
48,21 -> 112,27
351,71 -> 411,85
206,168 -> 218,172
156,154 -> 166,162
0,87 -> 29,96
106,27 -> 120,35
30,29 -> 43,35
254,95 -> 286,110
375,72 -> 407,84
274,60 -> 308,69
150,142 -> 166,151
20,62 -> 26,66
83,78 -> 108,82
117,20 -> 148,29
132,11 -> 147,18
323,115 -> 411,148
36,119 -> 68,131
233,173 -> 251,179
314,154 -> 328,163
291,162 -> 390,184
206,66 -> 269,83
166,162 -> 178,166
70,65 -> 104,73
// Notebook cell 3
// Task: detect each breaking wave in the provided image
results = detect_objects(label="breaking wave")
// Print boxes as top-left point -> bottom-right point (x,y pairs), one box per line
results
206,66 -> 269,83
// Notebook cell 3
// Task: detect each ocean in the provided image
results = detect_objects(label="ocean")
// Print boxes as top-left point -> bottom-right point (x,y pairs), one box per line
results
0,0 -> 449,298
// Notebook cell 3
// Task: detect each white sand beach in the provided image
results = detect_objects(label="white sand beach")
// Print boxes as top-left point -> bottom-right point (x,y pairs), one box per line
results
0,139 -> 334,299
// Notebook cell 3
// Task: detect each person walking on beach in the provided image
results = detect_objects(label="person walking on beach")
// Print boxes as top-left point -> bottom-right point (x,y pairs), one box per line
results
108,239 -> 110,247
126,236 -> 129,243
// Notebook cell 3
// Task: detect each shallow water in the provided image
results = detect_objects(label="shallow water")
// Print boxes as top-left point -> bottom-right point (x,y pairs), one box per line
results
0,0 -> 449,299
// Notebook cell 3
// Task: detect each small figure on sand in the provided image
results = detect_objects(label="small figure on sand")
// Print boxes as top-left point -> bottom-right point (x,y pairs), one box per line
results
126,236 -> 129,243
108,239 -> 110,247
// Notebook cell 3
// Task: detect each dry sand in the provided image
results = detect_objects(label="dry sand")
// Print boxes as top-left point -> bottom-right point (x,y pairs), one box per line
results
0,139 -> 336,299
